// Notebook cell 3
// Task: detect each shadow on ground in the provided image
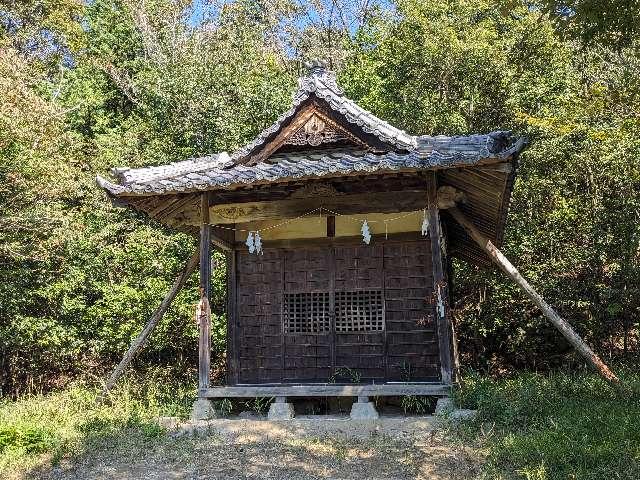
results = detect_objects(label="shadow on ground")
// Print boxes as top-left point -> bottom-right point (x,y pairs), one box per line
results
24,417 -> 483,480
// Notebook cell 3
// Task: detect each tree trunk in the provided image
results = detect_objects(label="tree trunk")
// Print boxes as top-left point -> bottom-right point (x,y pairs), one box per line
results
98,249 -> 200,403
447,206 -> 620,386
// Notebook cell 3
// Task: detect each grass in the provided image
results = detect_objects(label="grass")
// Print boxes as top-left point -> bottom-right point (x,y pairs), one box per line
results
453,368 -> 640,480
0,368 -> 195,478
1,368 -> 639,479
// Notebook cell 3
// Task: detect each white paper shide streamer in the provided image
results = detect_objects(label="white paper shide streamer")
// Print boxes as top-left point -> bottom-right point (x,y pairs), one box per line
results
245,231 -> 264,255
245,232 -> 255,253
254,231 -> 263,255
239,206 -> 430,253
421,209 -> 429,236
361,220 -> 371,244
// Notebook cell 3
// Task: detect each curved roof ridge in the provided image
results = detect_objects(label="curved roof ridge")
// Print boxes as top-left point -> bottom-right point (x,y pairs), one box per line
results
230,60 -> 417,162
112,152 -> 232,185
97,137 -> 524,197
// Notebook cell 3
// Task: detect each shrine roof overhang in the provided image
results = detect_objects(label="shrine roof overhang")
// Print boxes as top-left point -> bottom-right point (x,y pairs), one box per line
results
96,132 -> 525,197
95,134 -> 525,267
95,61 -> 527,267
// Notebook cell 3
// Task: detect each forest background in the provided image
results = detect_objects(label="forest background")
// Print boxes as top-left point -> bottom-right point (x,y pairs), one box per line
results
1,0 -> 639,398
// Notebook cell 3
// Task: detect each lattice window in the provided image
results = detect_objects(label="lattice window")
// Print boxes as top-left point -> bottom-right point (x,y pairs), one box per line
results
335,290 -> 385,332
283,292 -> 331,334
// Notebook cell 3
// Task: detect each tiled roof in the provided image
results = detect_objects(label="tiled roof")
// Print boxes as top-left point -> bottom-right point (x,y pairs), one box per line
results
97,133 -> 525,197
96,60 -> 526,198
230,61 -> 416,161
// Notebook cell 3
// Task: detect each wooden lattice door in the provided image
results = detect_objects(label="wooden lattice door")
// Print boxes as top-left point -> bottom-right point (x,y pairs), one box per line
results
234,241 -> 441,385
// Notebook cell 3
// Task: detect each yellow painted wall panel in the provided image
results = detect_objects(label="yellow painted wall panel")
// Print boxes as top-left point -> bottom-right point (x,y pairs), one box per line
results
234,210 -> 423,241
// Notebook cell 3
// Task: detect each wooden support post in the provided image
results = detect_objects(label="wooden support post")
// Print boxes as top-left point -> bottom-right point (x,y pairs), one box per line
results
427,172 -> 454,385
98,249 -> 199,403
447,206 -> 620,385
199,193 -> 212,391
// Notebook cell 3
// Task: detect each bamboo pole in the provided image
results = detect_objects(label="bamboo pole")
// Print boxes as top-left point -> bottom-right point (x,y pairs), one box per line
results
447,206 -> 620,385
98,249 -> 200,403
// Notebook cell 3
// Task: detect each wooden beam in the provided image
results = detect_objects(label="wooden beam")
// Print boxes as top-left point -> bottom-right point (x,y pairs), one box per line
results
246,102 -> 317,165
98,249 -> 199,403
426,172 -> 453,385
326,215 -> 335,237
203,190 -> 430,225
198,193 -> 212,390
154,193 -> 197,221
200,383 -> 451,398
234,231 -> 425,250
210,228 -> 233,251
447,206 -> 621,386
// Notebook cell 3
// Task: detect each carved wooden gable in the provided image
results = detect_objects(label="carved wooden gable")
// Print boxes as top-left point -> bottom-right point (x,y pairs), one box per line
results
284,111 -> 361,148
241,101 -> 391,165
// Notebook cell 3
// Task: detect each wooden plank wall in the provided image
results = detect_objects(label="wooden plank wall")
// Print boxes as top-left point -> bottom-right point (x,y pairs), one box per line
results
233,239 -> 441,385
282,249 -> 332,382
236,249 -> 284,383
383,242 -> 440,381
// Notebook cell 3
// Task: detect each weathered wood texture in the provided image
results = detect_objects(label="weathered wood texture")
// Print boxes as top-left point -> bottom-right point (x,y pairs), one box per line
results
233,240 -> 440,385
427,173 -> 453,385
440,160 -> 516,266
199,194 -> 212,390
124,166 -> 515,267
242,97 -> 391,165
448,206 -> 620,385
196,296 -> 211,391
99,249 -> 200,402
207,190 -> 429,225
200,383 -> 450,398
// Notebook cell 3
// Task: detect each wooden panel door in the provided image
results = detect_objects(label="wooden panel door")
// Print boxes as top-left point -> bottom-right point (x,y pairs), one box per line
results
235,240 -> 441,385
333,244 -> 386,382
282,248 -> 332,383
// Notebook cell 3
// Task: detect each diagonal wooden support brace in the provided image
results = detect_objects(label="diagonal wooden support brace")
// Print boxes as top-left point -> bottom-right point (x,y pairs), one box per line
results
447,205 -> 620,385
98,249 -> 200,403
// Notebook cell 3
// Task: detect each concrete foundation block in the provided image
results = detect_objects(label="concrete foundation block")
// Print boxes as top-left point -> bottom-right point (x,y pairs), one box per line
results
267,401 -> 295,420
450,409 -> 478,422
350,401 -> 379,420
435,397 -> 454,415
191,398 -> 216,421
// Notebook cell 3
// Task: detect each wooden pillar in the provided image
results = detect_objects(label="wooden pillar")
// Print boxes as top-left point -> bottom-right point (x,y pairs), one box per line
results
198,193 -> 211,391
426,172 -> 453,385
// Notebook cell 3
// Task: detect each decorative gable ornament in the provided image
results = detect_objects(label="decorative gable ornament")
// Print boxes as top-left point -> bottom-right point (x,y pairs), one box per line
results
285,114 -> 344,147
295,59 -> 344,99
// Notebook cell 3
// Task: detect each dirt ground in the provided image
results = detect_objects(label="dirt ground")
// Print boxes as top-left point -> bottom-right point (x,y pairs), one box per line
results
26,417 -> 484,480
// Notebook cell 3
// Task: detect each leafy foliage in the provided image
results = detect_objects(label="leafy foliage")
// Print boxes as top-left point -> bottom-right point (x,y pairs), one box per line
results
1,0 -> 639,397
455,370 -> 640,479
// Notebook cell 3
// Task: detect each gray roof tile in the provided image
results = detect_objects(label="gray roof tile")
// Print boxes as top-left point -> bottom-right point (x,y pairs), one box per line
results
97,136 -> 525,197
229,64 -> 416,161
96,63 -> 526,198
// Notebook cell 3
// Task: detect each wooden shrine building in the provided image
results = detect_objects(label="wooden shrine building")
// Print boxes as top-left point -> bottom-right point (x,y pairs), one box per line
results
98,61 -> 529,418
